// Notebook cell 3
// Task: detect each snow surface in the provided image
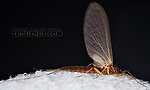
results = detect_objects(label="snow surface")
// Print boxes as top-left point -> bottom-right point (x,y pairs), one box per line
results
0,70 -> 150,90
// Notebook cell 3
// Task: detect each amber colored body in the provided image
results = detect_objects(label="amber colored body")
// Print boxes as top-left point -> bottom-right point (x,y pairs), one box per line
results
57,65 -> 120,75
54,64 -> 144,86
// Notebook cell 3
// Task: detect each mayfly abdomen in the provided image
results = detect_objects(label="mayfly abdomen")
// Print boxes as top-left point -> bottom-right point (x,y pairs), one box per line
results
58,66 -> 97,73
57,66 -> 118,75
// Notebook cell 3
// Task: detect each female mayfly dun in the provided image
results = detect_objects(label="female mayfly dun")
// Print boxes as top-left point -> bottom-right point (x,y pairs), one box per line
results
47,2 -> 145,86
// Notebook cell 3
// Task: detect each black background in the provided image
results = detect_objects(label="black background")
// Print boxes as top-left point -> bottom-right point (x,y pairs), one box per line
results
2,0 -> 150,83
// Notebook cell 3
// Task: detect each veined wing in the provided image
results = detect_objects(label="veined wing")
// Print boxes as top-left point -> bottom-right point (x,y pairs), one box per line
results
83,2 -> 113,67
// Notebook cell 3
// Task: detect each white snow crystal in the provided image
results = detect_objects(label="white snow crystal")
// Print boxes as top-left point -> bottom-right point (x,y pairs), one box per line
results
0,70 -> 150,90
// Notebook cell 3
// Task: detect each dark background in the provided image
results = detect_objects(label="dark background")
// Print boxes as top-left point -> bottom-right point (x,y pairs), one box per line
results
2,0 -> 150,83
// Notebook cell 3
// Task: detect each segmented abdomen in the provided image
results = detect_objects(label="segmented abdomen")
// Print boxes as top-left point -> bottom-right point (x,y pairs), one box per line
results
57,66 -> 104,74
57,66 -> 118,75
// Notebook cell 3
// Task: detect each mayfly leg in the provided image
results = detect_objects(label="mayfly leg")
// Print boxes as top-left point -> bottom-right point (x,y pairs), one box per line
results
75,63 -> 95,78
123,70 -> 146,87
75,63 -> 94,78
115,70 -> 146,87
76,67 -> 94,78
77,63 -> 106,78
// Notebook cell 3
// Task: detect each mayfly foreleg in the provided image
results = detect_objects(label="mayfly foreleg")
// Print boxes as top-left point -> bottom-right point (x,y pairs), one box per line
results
114,70 -> 145,87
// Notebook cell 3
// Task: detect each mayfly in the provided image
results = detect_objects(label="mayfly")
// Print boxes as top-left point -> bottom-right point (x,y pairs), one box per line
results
46,2 -> 144,86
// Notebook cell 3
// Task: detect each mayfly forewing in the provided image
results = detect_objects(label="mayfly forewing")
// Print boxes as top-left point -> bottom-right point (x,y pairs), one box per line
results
83,2 -> 113,67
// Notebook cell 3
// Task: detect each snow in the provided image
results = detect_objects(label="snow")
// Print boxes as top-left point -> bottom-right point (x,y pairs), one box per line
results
0,70 -> 150,90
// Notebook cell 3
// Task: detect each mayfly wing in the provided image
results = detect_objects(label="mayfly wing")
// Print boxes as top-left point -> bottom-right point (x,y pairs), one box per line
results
83,2 -> 113,67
